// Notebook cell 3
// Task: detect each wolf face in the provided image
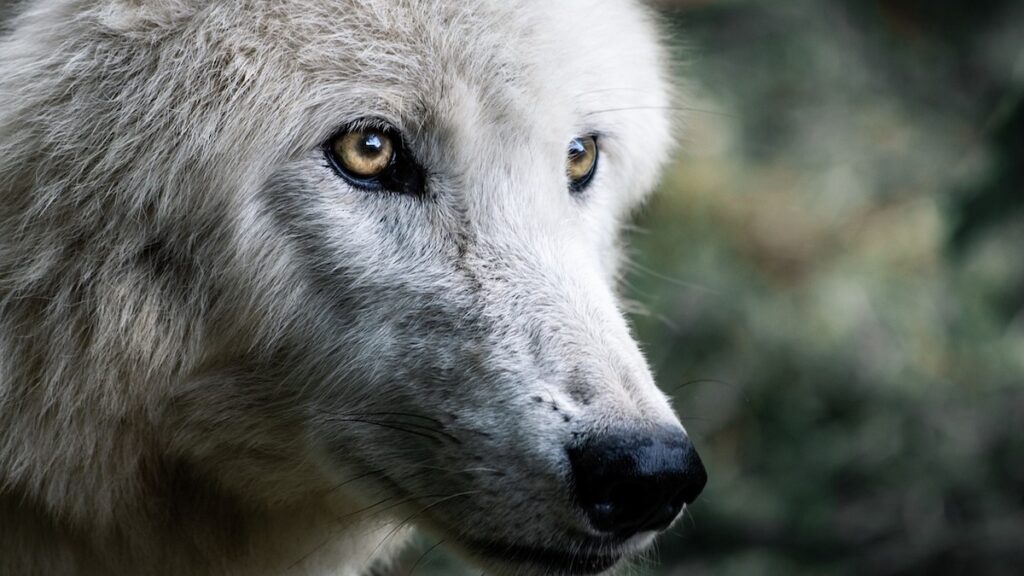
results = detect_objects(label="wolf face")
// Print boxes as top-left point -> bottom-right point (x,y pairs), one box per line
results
0,0 -> 704,574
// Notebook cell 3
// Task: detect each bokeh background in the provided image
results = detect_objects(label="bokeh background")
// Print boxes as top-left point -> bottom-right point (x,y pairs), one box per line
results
409,1 -> 1024,574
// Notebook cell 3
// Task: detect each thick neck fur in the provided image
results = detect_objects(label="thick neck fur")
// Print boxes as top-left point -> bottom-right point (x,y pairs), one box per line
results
0,2 -> 380,573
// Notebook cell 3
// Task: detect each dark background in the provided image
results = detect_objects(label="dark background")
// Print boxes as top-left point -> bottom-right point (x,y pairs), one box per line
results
413,1 -> 1024,574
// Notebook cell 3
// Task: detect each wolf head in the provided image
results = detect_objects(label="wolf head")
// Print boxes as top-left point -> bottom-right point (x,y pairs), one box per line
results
0,0 -> 703,574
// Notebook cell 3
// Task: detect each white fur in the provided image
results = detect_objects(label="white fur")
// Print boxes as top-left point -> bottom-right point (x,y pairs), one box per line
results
0,0 -> 682,574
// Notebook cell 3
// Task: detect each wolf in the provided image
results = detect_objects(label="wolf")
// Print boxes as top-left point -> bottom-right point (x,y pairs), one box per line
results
0,0 -> 705,574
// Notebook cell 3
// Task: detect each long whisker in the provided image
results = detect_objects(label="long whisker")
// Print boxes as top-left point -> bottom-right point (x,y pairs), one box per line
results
683,504 -> 697,529
366,490 -> 481,563
667,377 -> 744,397
584,104 -> 738,118
325,469 -> 379,494
407,539 -> 446,576
285,489 -> 470,574
328,417 -> 447,444
325,463 -> 501,501
284,495 -> 396,572
338,411 -> 445,426
624,260 -> 721,294
409,464 -> 503,475
316,410 -> 463,444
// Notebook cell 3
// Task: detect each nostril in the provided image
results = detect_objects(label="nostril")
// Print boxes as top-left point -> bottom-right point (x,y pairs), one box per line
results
639,500 -> 682,533
600,481 -> 655,529
581,484 -> 651,533
608,481 -> 646,514
568,429 -> 707,538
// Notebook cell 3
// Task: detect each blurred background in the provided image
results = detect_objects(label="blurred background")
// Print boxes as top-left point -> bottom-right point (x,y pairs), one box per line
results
410,1 -> 1024,574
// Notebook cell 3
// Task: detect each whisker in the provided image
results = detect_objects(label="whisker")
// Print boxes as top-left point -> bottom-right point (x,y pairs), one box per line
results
584,105 -> 738,119
407,538 -> 446,576
667,377 -> 748,404
316,410 -> 463,444
325,463 -> 501,500
366,491 -> 481,562
574,86 -> 655,97
682,505 -> 697,530
624,260 -> 721,294
408,464 -> 502,475
325,469 -> 379,494
284,495 -> 395,572
339,411 -> 445,426
328,417 -> 447,444
285,488 -> 469,574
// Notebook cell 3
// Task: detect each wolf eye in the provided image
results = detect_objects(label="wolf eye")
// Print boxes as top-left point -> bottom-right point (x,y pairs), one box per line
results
334,130 -> 393,177
324,124 -> 424,195
566,135 -> 598,193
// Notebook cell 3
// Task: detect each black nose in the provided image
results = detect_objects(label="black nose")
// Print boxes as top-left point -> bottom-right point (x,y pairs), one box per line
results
568,429 -> 706,537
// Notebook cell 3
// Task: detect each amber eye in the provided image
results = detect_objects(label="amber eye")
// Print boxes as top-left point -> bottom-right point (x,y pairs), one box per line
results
566,135 -> 598,193
333,129 -> 394,178
324,123 -> 424,195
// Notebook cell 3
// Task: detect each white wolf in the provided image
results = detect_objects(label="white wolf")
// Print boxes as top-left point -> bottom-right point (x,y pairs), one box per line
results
0,0 -> 705,574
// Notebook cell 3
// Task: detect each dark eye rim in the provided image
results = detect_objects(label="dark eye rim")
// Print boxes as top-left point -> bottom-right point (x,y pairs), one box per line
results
322,120 -> 425,196
568,134 -> 599,194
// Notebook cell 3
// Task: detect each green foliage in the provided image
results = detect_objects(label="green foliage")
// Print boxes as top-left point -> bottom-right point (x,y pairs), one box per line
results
637,2 -> 1024,574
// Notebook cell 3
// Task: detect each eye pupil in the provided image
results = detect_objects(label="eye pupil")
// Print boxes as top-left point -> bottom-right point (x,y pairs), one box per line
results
361,132 -> 385,155
568,138 -> 586,159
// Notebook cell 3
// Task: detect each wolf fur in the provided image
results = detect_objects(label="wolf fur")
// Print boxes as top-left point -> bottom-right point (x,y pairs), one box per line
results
0,0 -> 684,574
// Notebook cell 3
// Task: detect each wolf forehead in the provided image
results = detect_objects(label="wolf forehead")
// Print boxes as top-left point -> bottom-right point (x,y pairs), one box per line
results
65,0 -> 672,173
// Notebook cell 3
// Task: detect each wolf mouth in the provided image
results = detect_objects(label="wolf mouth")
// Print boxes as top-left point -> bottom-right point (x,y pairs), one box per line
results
466,538 -> 623,575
